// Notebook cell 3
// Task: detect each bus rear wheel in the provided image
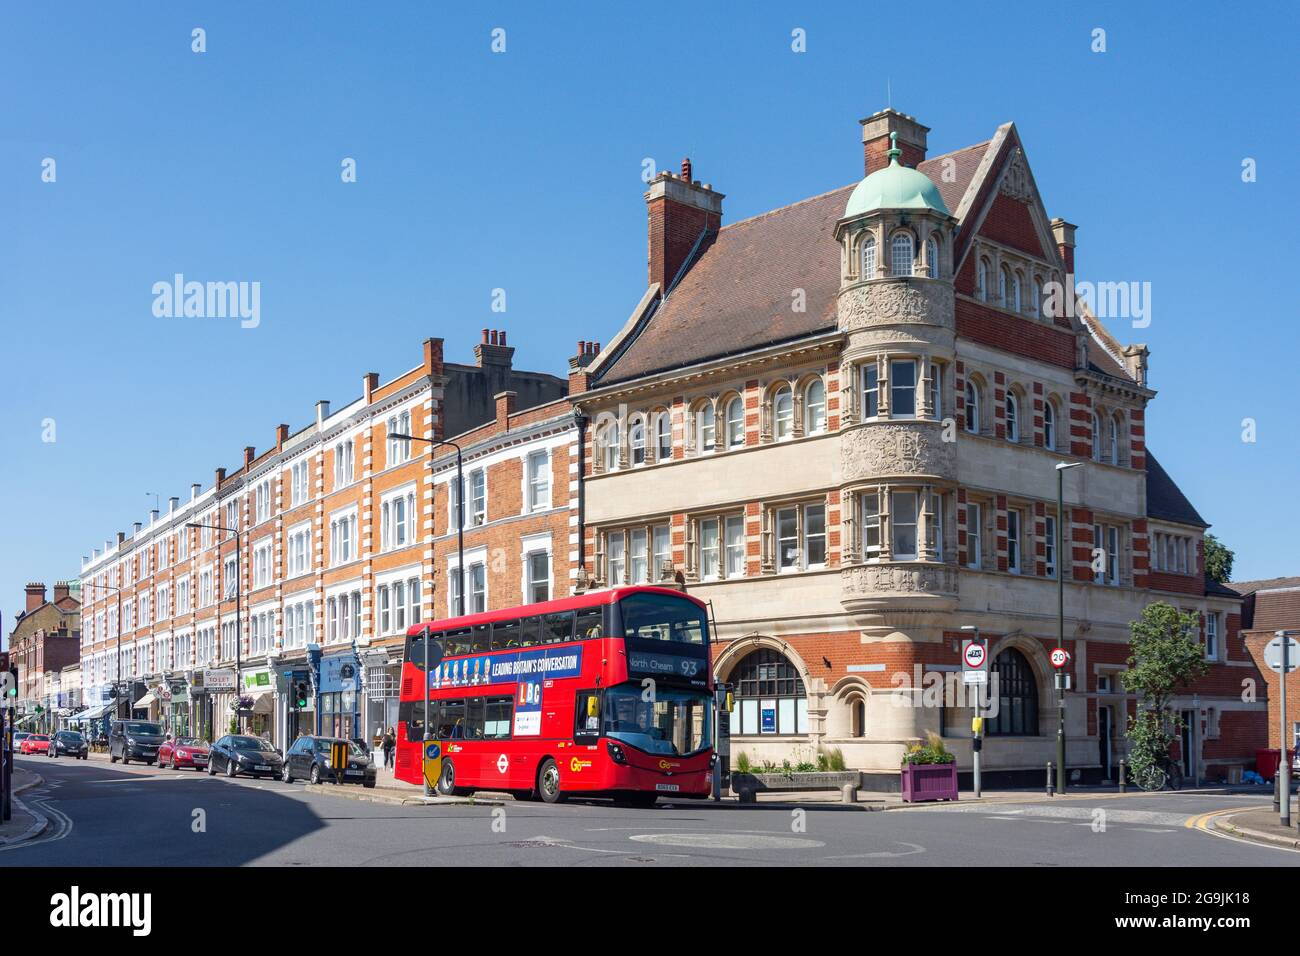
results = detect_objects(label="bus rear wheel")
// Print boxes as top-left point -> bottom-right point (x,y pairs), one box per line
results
537,758 -> 565,804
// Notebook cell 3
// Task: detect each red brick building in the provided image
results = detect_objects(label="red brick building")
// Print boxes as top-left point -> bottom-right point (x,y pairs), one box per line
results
569,108 -> 1255,786
7,581 -> 81,733
1236,577 -> 1300,763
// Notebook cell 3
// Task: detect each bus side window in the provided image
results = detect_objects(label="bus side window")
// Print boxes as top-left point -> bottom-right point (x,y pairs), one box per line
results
574,608 -> 603,641
439,699 -> 466,739
485,696 -> 514,738
543,612 -> 574,644
445,627 -> 472,657
517,616 -> 543,648
491,619 -> 522,650
471,623 -> 491,654
400,699 -> 425,739
466,698 -> 487,739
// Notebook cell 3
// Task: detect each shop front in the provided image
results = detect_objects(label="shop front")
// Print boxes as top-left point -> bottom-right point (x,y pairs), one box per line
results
315,650 -> 361,741
201,667 -> 236,740
239,666 -> 277,740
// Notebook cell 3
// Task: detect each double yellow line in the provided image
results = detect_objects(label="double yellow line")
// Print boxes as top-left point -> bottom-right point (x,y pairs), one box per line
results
1184,806 -> 1248,832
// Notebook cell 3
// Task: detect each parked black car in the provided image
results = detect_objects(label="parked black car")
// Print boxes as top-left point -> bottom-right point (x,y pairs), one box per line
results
49,730 -> 89,759
109,720 -> 166,765
282,736 -> 377,788
207,735 -> 284,778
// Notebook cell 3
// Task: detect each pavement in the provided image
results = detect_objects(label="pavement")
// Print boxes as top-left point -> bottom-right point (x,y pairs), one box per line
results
1202,800 -> 1300,851
0,766 -> 48,846
5,752 -> 1298,866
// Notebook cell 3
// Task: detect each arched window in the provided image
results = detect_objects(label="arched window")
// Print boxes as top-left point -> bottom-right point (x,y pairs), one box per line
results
725,396 -> 745,448
1109,415 -> 1121,464
1030,276 -> 1042,317
804,378 -> 826,434
926,236 -> 940,278
1011,271 -> 1023,312
978,259 -> 990,300
629,417 -> 646,466
694,402 -> 716,454
772,386 -> 794,440
849,695 -> 867,738
1006,392 -> 1020,443
999,265 -> 1011,306
729,648 -> 807,736
890,232 -> 914,277
860,236 -> 876,279
987,648 -> 1039,736
1091,411 -> 1102,461
654,410 -> 672,461
1043,401 -> 1057,451
600,422 -> 620,471
964,380 -> 981,434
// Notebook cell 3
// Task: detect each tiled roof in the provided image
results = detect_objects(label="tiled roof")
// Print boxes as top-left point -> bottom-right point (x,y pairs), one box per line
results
598,143 -> 990,386
1229,576 -> 1300,596
1144,453 -> 1208,528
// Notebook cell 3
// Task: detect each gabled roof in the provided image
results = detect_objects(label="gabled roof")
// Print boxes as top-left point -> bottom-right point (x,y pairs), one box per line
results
1144,453 -> 1208,528
1229,576 -> 1300,596
597,141 -> 991,386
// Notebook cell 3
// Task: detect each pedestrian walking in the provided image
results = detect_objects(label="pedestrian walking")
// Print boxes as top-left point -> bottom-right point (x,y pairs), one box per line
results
382,726 -> 396,769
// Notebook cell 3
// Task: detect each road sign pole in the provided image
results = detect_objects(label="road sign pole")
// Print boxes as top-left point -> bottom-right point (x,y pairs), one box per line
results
1281,631 -> 1291,829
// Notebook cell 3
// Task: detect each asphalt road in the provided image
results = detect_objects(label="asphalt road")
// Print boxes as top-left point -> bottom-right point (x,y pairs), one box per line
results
6,754 -> 1297,867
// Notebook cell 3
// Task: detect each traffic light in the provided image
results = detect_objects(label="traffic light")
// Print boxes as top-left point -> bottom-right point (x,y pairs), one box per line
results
5,667 -> 16,700
292,680 -> 309,710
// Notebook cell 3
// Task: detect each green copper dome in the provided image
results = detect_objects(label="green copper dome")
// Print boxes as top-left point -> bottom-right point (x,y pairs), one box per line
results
844,133 -> 949,218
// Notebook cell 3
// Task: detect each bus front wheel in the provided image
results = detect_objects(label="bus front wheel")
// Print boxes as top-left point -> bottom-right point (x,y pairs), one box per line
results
537,758 -> 565,804
437,759 -> 464,797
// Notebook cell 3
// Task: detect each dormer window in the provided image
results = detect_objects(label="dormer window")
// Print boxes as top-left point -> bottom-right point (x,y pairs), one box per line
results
860,236 -> 876,279
890,232 -> 914,277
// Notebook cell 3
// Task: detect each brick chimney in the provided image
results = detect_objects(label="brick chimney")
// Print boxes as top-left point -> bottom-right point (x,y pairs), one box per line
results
53,581 -> 70,604
494,390 -> 517,427
568,340 -> 600,395
215,466 -> 227,488
25,582 -> 46,613
363,372 -> 379,405
422,337 -> 444,378
475,328 -> 515,368
275,424 -> 289,450
1051,219 -> 1077,275
860,109 -> 929,174
645,158 -> 723,291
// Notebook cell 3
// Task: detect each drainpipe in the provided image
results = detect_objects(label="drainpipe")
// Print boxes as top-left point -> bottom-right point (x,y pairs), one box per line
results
572,406 -> 589,580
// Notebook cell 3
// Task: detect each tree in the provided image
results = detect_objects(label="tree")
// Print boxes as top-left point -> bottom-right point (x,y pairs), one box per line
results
1202,533 -> 1234,585
1121,602 -> 1209,783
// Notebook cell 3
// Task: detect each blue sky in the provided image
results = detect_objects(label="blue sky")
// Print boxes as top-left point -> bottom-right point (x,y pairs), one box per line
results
1,0 -> 1296,633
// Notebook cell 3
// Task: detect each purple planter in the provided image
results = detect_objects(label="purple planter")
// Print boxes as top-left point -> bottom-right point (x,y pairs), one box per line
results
900,761 -> 958,802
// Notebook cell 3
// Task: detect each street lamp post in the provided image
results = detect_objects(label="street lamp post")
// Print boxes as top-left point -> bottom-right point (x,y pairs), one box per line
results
390,433 -> 464,616
83,579 -> 125,719
1055,461 -> 1084,794
188,522 -> 242,734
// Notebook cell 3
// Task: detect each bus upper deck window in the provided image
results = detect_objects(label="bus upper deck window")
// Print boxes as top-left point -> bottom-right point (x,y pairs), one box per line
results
575,608 -> 603,641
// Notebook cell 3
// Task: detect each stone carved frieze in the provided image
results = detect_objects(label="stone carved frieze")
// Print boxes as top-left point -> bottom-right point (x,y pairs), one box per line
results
837,281 -> 954,334
842,421 -> 955,481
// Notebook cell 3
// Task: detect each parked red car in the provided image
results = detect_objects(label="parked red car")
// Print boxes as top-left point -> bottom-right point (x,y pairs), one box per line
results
20,734 -> 51,755
158,736 -> 210,770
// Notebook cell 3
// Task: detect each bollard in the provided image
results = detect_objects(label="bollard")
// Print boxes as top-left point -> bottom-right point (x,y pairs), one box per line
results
841,783 -> 857,805
1274,771 -> 1281,814
1119,758 -> 1126,794
738,787 -> 756,805
1046,761 -> 1055,797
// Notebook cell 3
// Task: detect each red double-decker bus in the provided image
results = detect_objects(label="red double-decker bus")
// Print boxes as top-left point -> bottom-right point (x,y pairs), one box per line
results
395,586 -> 714,805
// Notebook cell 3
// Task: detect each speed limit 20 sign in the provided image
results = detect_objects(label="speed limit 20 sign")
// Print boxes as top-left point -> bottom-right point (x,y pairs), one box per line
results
1050,647 -> 1070,669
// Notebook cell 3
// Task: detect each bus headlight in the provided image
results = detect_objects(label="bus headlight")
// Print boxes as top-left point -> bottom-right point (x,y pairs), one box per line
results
606,742 -> 627,765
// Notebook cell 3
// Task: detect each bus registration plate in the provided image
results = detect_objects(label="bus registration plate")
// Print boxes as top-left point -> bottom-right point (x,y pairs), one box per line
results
655,783 -> 680,792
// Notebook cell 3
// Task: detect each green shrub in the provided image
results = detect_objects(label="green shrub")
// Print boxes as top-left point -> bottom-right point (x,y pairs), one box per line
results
735,751 -> 752,774
901,730 -> 955,766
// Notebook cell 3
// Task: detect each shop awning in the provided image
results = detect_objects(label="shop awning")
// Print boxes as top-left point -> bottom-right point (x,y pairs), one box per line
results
68,702 -> 113,722
133,691 -> 157,709
246,686 -> 275,715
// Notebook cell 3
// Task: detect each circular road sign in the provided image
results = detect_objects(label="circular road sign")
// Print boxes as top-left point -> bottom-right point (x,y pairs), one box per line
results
963,642 -> 987,669
1050,647 -> 1070,669
1264,635 -> 1300,674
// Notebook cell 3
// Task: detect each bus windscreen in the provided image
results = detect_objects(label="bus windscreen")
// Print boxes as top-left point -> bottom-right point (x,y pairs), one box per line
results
618,592 -> 707,645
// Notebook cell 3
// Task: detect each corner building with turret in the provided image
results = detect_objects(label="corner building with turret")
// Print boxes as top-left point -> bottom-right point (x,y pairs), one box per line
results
570,109 -> 1259,787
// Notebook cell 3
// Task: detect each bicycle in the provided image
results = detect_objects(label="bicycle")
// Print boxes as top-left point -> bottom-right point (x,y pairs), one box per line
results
1132,754 -> 1184,792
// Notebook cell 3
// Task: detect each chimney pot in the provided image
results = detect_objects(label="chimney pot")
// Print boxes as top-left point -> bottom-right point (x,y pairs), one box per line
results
499,330 -> 507,346
169,496 -> 179,511
191,483 -> 201,500
681,157 -> 692,182
316,400 -> 331,427
133,521 -> 143,534
482,328 -> 490,344
578,340 -> 587,355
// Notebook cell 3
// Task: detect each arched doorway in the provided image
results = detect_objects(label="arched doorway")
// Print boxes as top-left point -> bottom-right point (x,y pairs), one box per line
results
727,648 -> 808,737
986,647 -> 1040,736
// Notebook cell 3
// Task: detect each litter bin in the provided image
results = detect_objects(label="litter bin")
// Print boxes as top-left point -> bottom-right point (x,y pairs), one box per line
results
1255,748 -> 1297,782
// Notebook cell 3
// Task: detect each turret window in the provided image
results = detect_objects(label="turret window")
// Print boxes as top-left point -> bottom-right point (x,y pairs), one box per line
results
860,236 -> 877,279
862,364 -> 880,419
890,360 -> 917,418
964,381 -> 980,433
1006,392 -> 1020,443
890,233 -> 914,276
891,492 -> 918,560
926,236 -> 940,278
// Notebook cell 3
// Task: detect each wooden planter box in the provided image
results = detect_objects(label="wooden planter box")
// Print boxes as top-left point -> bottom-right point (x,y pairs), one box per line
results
900,762 -> 958,802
